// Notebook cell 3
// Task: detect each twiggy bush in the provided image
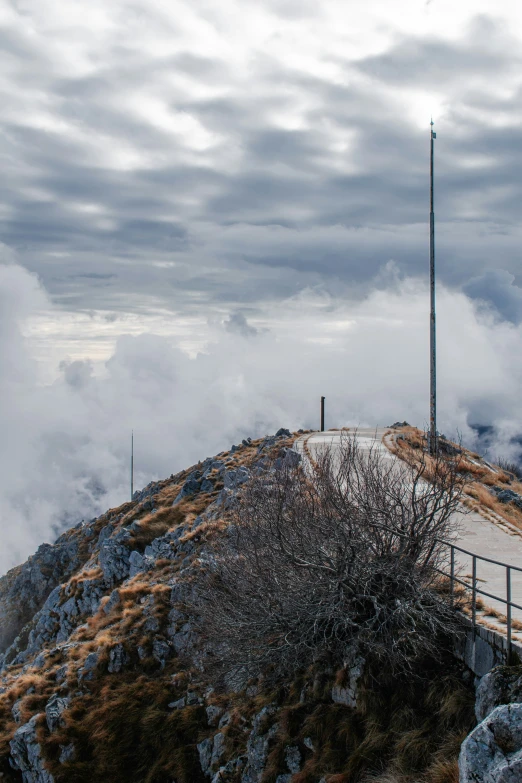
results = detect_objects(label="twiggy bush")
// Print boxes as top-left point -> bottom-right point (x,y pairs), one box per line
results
193,433 -> 466,684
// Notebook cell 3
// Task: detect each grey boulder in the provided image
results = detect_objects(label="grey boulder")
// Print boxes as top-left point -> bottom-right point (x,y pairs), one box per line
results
495,489 -> 522,510
223,467 -> 251,489
10,714 -> 55,783
459,703 -> 522,782
45,693 -> 70,732
476,666 -> 522,722
241,705 -> 279,783
173,473 -> 203,504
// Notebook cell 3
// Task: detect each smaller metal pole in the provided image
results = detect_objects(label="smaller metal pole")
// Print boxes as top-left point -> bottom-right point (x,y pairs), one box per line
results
131,430 -> 134,501
472,555 -> 477,629
320,396 -> 325,432
507,566 -> 512,661
450,545 -> 455,606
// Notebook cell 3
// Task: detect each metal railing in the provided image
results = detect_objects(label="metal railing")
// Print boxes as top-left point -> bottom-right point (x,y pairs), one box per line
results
438,540 -> 522,657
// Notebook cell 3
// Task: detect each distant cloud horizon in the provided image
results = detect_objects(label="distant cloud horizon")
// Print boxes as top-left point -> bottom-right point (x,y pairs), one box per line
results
1,258 -> 522,576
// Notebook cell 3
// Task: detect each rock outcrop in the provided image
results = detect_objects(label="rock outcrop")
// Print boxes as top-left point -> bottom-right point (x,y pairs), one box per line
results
475,666 -> 522,723
459,703 -> 522,782
10,715 -> 55,783
0,430 -> 301,782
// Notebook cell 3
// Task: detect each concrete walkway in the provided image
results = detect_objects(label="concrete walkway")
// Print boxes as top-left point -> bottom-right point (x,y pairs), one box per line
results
294,429 -> 522,636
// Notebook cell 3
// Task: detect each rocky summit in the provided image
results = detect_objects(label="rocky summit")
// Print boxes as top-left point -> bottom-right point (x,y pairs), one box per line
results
0,429 -> 520,783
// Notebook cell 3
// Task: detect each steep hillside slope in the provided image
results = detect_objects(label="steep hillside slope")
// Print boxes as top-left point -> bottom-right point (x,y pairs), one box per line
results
0,429 -> 478,783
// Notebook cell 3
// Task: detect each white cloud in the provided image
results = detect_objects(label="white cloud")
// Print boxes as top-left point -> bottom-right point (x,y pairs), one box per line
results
1,260 -> 522,574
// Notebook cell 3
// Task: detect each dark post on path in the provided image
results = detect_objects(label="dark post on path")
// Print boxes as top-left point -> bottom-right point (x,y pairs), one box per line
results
131,430 -> 134,501
321,396 -> 325,432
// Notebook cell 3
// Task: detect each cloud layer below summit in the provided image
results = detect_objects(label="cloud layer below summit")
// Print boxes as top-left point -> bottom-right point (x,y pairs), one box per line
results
1,259 -> 522,574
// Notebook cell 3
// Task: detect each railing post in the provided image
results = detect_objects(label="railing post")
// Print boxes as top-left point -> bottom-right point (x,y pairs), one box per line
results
450,544 -> 455,606
507,565 -> 512,662
472,555 -> 477,629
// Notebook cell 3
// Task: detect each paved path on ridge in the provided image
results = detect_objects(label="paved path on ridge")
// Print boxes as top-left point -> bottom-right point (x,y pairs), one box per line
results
294,429 -> 522,635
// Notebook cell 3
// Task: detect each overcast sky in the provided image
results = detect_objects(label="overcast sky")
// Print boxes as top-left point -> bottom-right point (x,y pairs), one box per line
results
1,0 -> 522,571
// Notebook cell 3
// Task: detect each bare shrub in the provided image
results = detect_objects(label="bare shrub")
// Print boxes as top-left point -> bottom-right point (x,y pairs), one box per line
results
495,456 -> 522,481
193,433 -> 466,685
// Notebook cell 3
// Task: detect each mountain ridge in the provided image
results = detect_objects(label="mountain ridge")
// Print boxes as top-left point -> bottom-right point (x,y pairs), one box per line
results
0,426 -> 519,783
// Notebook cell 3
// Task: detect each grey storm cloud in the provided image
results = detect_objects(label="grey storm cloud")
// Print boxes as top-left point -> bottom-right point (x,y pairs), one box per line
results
355,16 -> 520,88
224,311 -> 259,337
463,269 -> 522,324
0,4 -> 520,316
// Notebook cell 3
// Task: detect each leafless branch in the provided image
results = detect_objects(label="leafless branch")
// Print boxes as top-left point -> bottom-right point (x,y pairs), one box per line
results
191,433 -> 467,686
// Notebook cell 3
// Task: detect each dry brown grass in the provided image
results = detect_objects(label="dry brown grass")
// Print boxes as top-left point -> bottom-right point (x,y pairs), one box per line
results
0,666 -> 62,780
424,759 -> 460,783
40,673 -> 208,783
389,427 -> 522,534
129,505 -> 185,549
465,483 -> 496,508
259,653 -> 474,783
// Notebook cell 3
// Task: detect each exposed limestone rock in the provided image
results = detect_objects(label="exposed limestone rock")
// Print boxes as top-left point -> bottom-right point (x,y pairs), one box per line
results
241,705 -> 279,783
78,651 -> 99,682
173,474 -> 203,505
45,693 -> 70,732
128,550 -> 147,578
476,666 -> 522,722
169,620 -> 196,656
284,745 -> 301,774
168,696 -> 187,710
332,656 -> 365,709
206,705 -> 224,726
103,588 -> 120,615
107,643 -> 129,673
211,732 -> 226,768
0,534 -> 81,655
495,489 -> 522,510
144,527 -> 188,563
10,714 -> 55,783
198,731 -> 226,776
132,482 -> 158,504
1,577 -> 104,670
211,757 -> 246,783
197,737 -> 213,775
218,711 -> 231,729
152,638 -> 172,668
99,529 -> 132,585
224,467 -> 251,490
459,703 -> 522,782
12,698 -> 23,723
55,664 -> 68,682
281,448 -> 301,469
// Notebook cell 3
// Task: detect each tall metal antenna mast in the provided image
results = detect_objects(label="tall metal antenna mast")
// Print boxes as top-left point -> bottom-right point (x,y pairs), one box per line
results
429,118 -> 437,455
131,430 -> 134,501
